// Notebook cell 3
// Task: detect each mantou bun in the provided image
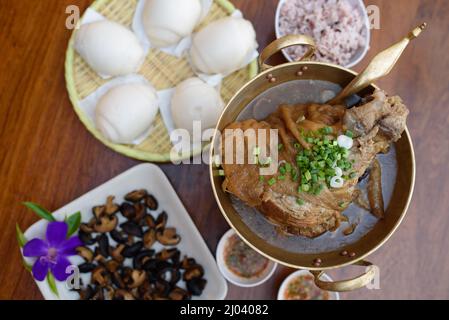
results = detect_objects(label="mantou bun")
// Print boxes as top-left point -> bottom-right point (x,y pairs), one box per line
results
142,0 -> 202,48
190,16 -> 257,75
171,77 -> 224,133
75,20 -> 145,77
95,83 -> 159,144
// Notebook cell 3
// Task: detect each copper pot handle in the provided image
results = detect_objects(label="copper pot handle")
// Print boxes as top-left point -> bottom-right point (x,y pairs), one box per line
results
258,35 -> 316,71
311,260 -> 376,292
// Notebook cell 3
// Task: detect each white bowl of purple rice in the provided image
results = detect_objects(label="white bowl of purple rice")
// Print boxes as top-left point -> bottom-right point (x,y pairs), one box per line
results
275,0 -> 370,68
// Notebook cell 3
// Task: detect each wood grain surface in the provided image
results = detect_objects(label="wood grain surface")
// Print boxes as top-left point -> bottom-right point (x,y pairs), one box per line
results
0,0 -> 448,300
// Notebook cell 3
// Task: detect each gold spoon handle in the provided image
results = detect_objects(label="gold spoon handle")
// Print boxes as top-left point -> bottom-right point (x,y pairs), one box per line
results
328,23 -> 427,105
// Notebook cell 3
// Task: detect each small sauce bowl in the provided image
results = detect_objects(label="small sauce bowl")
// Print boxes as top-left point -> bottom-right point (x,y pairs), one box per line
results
278,270 -> 340,300
216,229 -> 277,287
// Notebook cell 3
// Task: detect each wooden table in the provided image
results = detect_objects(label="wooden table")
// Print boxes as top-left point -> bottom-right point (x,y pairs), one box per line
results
1,0 -> 448,300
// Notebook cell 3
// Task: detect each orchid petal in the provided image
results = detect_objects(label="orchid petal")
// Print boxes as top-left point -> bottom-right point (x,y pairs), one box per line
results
46,222 -> 68,247
51,256 -> 72,282
59,236 -> 82,255
23,238 -> 48,257
32,258 -> 49,281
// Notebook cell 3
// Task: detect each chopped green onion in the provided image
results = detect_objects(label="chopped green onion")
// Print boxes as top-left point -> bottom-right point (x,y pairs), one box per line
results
218,170 -> 225,176
285,163 -> 292,173
278,175 -> 286,181
338,201 -> 346,208
302,184 -> 310,192
259,176 -> 265,182
345,130 -> 354,138
278,143 -> 284,151
279,166 -> 287,175
296,198 -> 304,205
268,178 -> 276,186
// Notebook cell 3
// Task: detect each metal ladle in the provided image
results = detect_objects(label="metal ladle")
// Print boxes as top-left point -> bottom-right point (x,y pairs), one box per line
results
328,23 -> 427,105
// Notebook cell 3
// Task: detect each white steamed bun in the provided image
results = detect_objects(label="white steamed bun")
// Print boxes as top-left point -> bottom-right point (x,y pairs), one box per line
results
95,83 -> 159,144
142,0 -> 202,48
190,16 -> 257,75
75,20 -> 145,77
171,77 -> 224,133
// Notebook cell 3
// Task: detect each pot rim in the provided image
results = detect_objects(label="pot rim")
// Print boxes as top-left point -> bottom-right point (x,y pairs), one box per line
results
209,60 -> 416,270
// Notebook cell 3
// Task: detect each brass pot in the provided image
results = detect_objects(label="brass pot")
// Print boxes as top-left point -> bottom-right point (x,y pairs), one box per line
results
209,35 -> 416,292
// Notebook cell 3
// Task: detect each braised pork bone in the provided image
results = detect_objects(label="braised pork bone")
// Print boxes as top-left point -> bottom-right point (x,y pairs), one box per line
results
221,90 -> 409,238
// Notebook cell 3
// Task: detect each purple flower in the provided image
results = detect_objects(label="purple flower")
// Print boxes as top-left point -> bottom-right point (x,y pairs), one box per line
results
23,221 -> 82,282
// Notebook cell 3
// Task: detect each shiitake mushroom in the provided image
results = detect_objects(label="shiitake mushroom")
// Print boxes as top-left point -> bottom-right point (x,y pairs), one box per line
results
97,233 -> 110,258
120,221 -> 143,238
120,202 -> 136,220
122,241 -> 143,258
155,212 -> 168,230
156,228 -> 181,246
183,265 -> 204,281
78,262 -> 96,273
186,278 -> 207,296
110,229 -> 127,244
125,189 -> 148,202
94,215 -> 118,233
133,250 -> 155,270
77,246 -> 94,262
144,194 -> 159,211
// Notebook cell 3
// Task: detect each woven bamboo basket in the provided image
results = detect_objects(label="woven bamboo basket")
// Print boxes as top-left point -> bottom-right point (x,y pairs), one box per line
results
65,0 -> 258,162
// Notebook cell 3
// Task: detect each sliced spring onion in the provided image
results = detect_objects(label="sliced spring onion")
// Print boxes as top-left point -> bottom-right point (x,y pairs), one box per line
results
259,176 -> 265,182
330,176 -> 344,188
278,175 -> 286,181
218,170 -> 225,176
268,178 -> 276,186
334,167 -> 343,177
296,198 -> 304,205
337,135 -> 353,150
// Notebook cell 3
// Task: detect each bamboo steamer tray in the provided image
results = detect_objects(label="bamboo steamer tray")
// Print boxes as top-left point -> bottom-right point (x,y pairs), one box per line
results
65,0 -> 258,162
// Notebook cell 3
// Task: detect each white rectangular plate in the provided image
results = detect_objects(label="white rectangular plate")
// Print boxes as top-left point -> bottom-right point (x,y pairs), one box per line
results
22,163 -> 227,300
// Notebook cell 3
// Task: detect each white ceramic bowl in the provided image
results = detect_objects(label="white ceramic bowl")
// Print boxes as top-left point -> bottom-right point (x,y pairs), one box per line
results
216,229 -> 277,287
277,270 -> 340,300
275,0 -> 371,68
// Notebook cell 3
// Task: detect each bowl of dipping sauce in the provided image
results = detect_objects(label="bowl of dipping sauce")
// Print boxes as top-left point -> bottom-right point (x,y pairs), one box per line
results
278,270 -> 340,300
216,229 -> 277,287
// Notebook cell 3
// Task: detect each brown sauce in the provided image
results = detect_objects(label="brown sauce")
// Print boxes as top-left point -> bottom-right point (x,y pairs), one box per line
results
224,234 -> 269,278
284,274 -> 330,300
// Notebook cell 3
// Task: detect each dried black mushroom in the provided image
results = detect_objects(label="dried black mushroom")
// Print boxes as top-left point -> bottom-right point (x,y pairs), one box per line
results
111,244 -> 125,263
144,194 -> 159,211
77,285 -> 95,300
169,287 -> 190,301
122,241 -> 144,258
97,233 -> 110,258
105,196 -> 119,215
105,260 -> 121,273
77,247 -> 94,262
125,189 -> 147,202
78,230 -> 96,246
94,215 -> 118,233
158,267 -> 181,285
128,270 -> 146,288
155,212 -> 168,230
145,214 -> 156,228
91,286 -> 105,300
156,228 -> 181,246
181,257 -> 197,270
92,266 -> 110,287
78,262 -> 96,273
120,202 -> 136,220
114,289 -> 135,300
183,265 -> 204,281
92,206 -> 106,220
133,250 -> 155,270
120,221 -> 143,238
143,228 -> 156,249
133,203 -> 146,223
156,248 -> 179,261
110,229 -> 128,244
186,278 -> 207,296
